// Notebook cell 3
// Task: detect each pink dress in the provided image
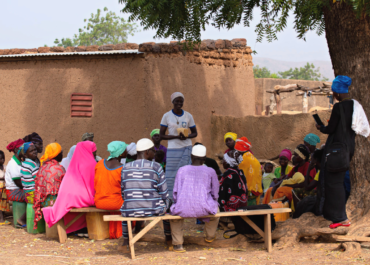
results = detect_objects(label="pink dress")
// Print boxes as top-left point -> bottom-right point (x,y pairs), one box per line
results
43,141 -> 97,233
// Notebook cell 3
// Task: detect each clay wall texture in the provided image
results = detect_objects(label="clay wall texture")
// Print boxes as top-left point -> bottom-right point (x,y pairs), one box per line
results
210,111 -> 331,160
0,50 -> 255,161
255,78 -> 331,114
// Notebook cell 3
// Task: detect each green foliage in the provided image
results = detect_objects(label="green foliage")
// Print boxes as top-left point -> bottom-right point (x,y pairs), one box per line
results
278,63 -> 329,81
253,65 -> 278,78
119,0 -> 367,43
254,63 -> 328,81
54,7 -> 138,47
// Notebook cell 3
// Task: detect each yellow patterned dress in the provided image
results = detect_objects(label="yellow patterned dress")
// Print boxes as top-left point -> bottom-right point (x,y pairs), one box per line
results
238,152 -> 263,204
0,166 -> 10,212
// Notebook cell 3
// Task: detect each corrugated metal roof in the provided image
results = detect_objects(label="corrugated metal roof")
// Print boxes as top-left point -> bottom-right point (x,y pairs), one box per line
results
0,49 -> 142,58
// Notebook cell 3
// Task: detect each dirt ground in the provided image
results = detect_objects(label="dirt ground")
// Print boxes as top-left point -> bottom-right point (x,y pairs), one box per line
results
1,216 -> 370,265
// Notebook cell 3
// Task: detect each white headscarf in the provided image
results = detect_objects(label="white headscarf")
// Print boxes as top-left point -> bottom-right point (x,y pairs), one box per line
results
171,92 -> 184,103
60,145 -> 76,171
127,142 -> 137,156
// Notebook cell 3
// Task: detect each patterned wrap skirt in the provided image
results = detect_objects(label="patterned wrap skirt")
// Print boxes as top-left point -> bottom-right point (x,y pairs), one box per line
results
0,182 -> 10,212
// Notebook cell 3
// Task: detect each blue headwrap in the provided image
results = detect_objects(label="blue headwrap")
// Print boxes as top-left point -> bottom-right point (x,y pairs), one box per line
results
331,75 -> 352,94
17,142 -> 34,156
304,133 -> 320,146
107,141 -> 127,160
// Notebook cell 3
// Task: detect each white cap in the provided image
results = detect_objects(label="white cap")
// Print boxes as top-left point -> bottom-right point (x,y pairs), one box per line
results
192,145 -> 206,157
136,138 -> 154,152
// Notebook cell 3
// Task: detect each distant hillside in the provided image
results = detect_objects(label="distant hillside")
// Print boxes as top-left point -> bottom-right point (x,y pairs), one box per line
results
253,57 -> 334,81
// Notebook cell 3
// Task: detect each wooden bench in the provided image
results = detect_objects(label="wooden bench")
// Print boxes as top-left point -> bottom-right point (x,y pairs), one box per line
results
104,208 -> 292,259
42,207 -> 119,243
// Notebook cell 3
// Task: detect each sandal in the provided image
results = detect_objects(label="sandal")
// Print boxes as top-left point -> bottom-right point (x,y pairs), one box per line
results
204,236 -> 217,243
169,244 -> 186,253
329,222 -> 351,229
16,224 -> 26,228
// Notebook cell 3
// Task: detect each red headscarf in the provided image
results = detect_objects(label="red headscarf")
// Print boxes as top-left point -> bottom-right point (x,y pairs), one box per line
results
6,139 -> 25,152
234,137 -> 252,152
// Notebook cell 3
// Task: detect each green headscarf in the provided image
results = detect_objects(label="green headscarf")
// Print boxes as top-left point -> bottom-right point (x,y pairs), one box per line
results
150,129 -> 160,138
107,141 -> 127,160
304,133 -> 320,146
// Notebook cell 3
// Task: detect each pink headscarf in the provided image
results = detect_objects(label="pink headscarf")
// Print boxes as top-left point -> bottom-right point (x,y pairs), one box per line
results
43,141 -> 97,233
279,149 -> 292,161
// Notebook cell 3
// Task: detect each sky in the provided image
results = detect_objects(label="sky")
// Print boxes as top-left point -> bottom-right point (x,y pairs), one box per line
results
0,0 -> 331,63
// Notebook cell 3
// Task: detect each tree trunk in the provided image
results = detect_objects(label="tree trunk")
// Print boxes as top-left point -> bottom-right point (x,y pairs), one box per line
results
271,4 -> 370,255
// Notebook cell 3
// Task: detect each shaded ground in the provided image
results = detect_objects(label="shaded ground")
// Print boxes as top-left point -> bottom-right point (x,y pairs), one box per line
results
1,217 -> 370,265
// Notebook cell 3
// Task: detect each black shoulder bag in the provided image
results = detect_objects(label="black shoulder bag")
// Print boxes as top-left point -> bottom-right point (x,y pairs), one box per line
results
325,104 -> 350,173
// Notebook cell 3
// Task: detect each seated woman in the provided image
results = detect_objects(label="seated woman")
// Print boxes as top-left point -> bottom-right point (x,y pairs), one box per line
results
23,132 -> 43,166
5,139 -> 26,226
43,141 -> 97,235
273,172 -> 305,202
94,141 -> 127,210
0,150 -> 10,223
124,143 -> 137,164
224,132 -> 237,153
20,142 -> 40,205
273,149 -> 293,179
94,141 -> 127,239
219,151 -> 248,212
151,129 -> 167,164
60,145 -> 76,171
234,137 -> 263,205
292,149 -> 323,218
303,133 -> 321,154
263,144 -> 316,204
33,143 -> 65,230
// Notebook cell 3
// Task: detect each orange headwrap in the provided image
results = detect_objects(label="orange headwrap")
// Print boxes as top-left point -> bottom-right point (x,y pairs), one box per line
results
40,143 -> 62,165
234,137 -> 252,152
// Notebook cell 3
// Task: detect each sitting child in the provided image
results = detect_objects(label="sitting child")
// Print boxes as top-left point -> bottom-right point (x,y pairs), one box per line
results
262,163 -> 276,194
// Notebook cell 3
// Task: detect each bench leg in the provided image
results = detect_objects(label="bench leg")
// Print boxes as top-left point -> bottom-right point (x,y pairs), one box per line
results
264,214 -> 272,253
127,221 -> 135,259
57,219 -> 67,244
86,212 -> 110,240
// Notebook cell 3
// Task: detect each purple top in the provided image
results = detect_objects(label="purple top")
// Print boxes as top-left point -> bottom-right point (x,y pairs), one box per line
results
170,165 -> 219,218
155,145 -> 167,163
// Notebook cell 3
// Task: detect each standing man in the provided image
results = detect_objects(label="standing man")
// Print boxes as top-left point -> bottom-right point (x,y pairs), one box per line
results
119,138 -> 172,252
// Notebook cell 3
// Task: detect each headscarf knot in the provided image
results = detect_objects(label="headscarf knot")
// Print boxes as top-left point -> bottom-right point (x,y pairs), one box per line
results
234,137 -> 252,152
6,139 -> 25,152
40,143 -> 62,165
331,75 -> 352,94
107,141 -> 127,160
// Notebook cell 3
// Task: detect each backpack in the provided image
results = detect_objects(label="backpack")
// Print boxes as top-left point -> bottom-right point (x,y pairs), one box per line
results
223,205 -> 276,239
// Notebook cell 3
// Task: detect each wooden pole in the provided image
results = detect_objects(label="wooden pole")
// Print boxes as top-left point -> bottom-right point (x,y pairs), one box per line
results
265,106 -> 270,116
274,92 -> 282,114
302,92 -> 308,113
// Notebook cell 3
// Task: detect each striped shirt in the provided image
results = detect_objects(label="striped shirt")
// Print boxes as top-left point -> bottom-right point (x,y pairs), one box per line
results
120,159 -> 170,217
20,158 -> 39,193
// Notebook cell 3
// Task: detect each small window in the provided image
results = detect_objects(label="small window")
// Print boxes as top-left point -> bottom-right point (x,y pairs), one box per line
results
71,93 -> 93,117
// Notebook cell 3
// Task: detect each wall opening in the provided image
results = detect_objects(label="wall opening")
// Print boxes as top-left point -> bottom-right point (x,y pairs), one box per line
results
70,93 -> 93,117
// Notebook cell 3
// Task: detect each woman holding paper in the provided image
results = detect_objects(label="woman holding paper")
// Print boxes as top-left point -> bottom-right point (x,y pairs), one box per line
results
160,92 -> 198,198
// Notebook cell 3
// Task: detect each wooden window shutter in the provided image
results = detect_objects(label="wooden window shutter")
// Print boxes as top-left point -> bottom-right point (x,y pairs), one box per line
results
71,93 -> 93,117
